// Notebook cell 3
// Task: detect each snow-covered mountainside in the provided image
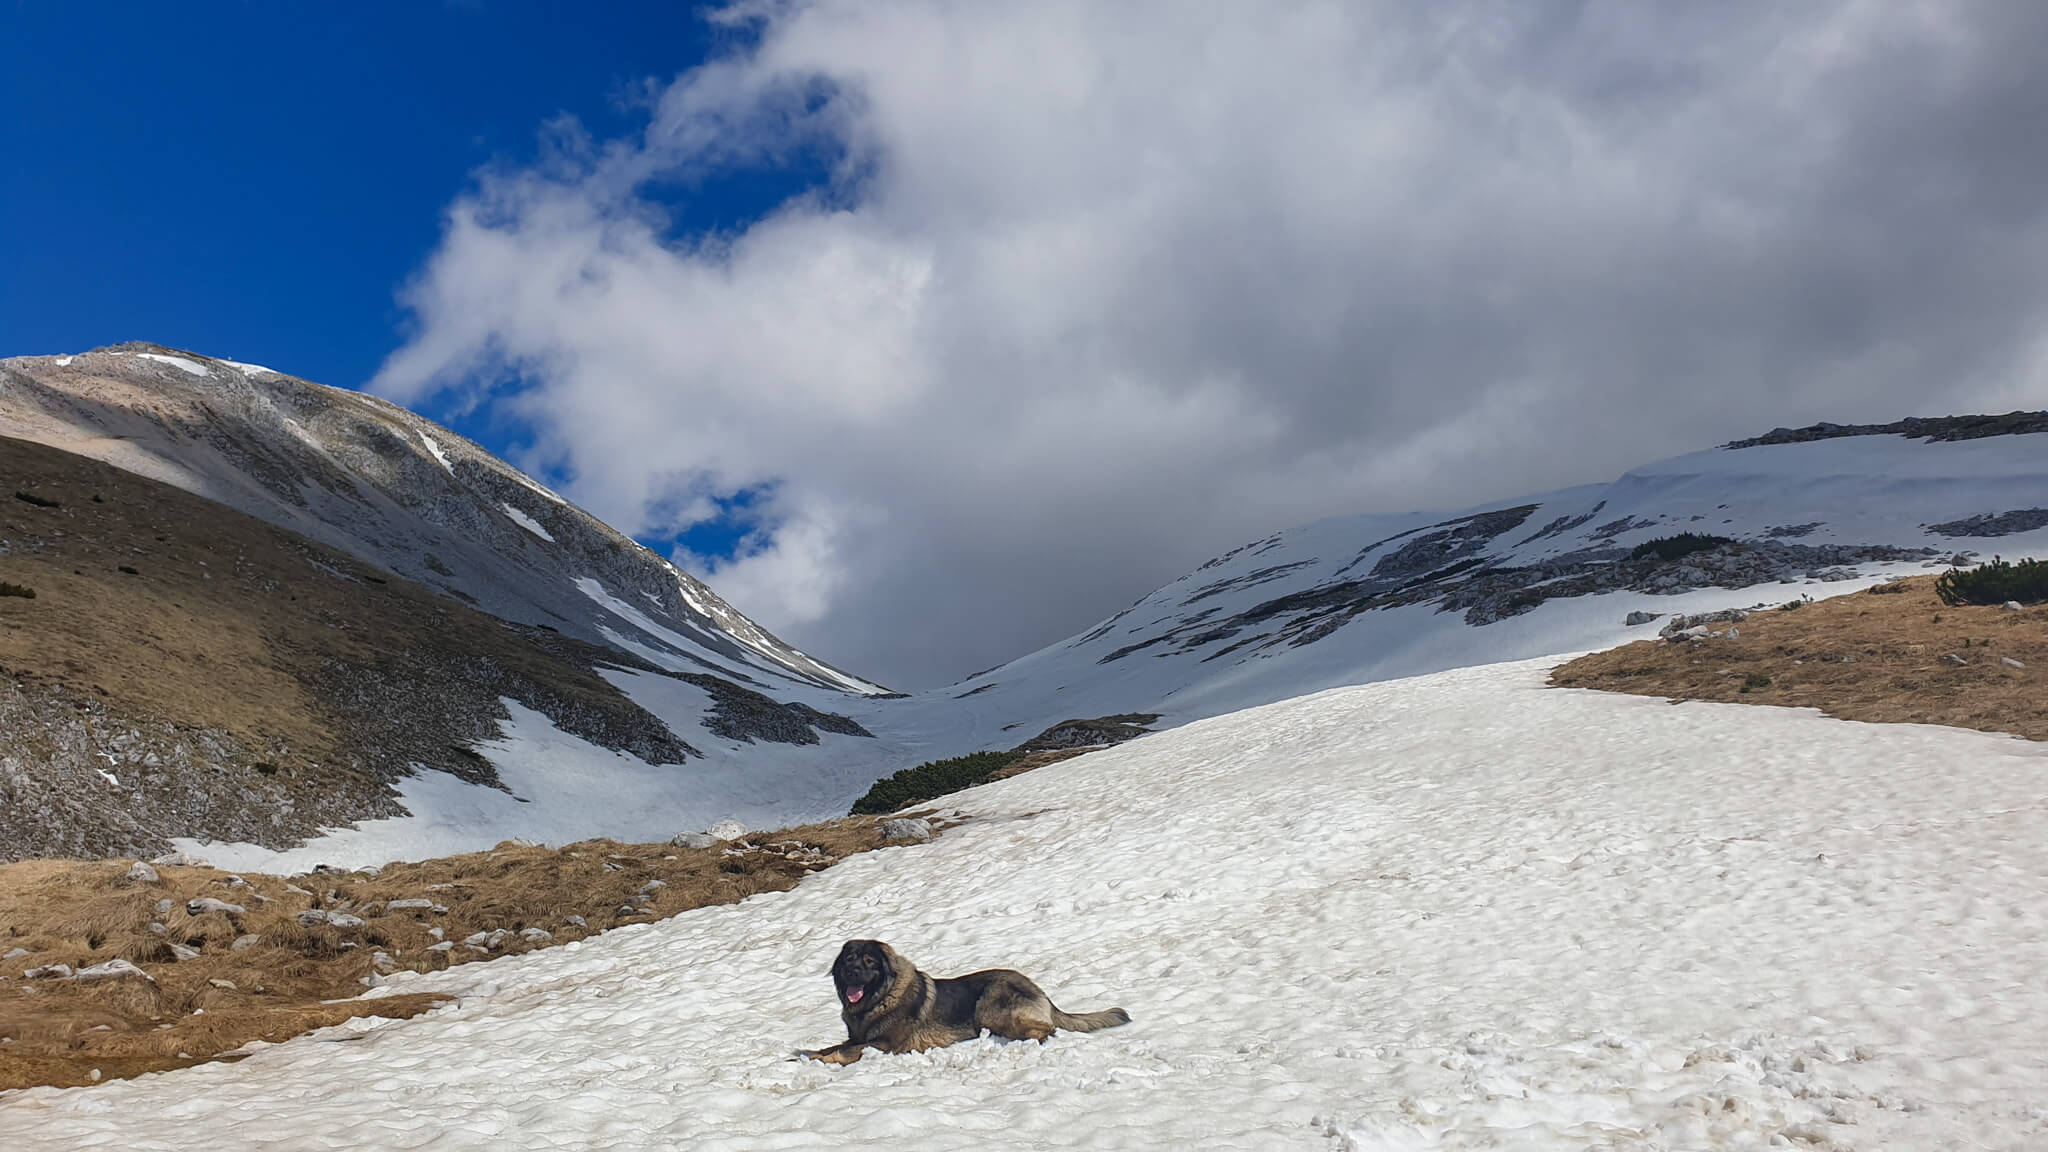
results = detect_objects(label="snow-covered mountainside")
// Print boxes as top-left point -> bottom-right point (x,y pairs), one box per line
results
8,658 -> 2044,1149
0,344 -> 883,696
931,420 -> 2048,741
7,343 -> 2046,870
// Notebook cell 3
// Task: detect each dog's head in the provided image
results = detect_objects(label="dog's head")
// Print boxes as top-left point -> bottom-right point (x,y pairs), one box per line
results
831,939 -> 898,1013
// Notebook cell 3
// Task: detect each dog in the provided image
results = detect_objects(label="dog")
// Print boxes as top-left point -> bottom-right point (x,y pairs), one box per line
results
799,939 -> 1130,1065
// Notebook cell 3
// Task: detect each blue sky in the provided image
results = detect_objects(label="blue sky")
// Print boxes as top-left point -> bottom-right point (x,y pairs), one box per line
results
1,0 -> 788,559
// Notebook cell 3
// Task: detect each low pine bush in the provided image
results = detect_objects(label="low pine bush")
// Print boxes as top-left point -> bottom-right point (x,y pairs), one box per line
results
850,750 -> 1025,815
1629,533 -> 1734,563
1935,556 -> 2048,607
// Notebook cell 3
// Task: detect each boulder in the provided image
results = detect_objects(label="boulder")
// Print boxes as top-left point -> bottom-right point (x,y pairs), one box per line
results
125,861 -> 160,885
186,898 -> 245,916
1624,611 -> 1662,626
72,959 -> 153,983
705,819 -> 749,842
670,833 -> 719,850
881,817 -> 933,844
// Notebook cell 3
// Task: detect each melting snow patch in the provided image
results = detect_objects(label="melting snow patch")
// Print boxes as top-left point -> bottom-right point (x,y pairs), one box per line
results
37,658 -> 2048,1149
222,359 -> 278,377
501,503 -> 555,542
53,356 -> 73,366
136,353 -> 211,378
417,431 -> 456,475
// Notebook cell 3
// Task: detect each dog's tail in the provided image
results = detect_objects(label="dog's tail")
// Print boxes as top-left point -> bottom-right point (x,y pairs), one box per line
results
1053,1006 -> 1131,1032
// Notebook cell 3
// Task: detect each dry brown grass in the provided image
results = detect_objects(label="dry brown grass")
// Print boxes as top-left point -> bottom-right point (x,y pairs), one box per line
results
0,810 -> 950,1092
1551,575 -> 2048,739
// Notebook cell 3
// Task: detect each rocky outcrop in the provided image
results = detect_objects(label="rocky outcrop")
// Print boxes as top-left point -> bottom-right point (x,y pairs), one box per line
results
1724,411 -> 2048,449
1014,714 -> 1160,752
679,674 -> 873,745
1927,509 -> 2048,538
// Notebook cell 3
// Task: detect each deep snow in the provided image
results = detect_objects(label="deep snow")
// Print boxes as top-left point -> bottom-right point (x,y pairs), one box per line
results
19,657 -> 2048,1149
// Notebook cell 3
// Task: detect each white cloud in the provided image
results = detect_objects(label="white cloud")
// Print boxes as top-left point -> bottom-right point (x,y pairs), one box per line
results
377,0 -> 2048,687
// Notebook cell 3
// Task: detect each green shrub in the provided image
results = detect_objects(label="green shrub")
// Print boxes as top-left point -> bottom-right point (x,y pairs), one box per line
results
1935,556 -> 2048,607
0,582 -> 33,599
850,750 -> 1025,815
1740,673 -> 1771,693
1630,533 -> 1734,563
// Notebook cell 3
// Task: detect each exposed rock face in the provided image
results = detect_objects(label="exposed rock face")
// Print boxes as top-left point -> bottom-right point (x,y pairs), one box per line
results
1014,714 -> 1159,752
1927,509 -> 2048,538
1724,411 -> 2048,449
1099,524 -> 1936,664
678,674 -> 873,745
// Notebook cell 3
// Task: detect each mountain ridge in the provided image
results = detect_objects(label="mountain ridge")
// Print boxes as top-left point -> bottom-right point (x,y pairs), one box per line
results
0,343 -> 886,698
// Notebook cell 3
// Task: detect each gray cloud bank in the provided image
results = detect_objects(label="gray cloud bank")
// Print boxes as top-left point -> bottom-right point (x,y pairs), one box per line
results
375,0 -> 2048,688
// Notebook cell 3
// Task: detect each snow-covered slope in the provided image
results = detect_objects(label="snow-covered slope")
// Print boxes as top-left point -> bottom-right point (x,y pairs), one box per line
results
0,344 -> 884,696
136,410 -> 2048,869
929,424 -> 2048,742
10,658 -> 2045,1149
10,345 -> 2044,869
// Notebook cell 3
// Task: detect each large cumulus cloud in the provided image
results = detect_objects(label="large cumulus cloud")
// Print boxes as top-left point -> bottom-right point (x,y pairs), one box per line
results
376,0 -> 2048,688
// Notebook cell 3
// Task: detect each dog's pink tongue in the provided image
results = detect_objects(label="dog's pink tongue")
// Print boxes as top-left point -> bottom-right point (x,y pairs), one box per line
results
846,986 -> 864,1004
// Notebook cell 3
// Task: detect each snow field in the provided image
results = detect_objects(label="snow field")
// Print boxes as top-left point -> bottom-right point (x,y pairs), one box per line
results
10,657 -> 2048,1149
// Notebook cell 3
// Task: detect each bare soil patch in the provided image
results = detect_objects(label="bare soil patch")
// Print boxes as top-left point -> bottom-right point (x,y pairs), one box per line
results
0,811 -> 949,1092
1551,576 -> 2048,740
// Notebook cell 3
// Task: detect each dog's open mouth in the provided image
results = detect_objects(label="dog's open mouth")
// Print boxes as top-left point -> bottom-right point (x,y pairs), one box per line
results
845,985 -> 865,1005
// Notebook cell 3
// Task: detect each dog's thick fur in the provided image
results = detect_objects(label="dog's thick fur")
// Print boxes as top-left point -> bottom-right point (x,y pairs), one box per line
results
800,939 -> 1130,1065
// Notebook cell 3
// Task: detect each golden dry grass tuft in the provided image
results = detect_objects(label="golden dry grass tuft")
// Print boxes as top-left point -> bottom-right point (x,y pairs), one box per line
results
0,810 -> 953,1092
1551,575 -> 2048,740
